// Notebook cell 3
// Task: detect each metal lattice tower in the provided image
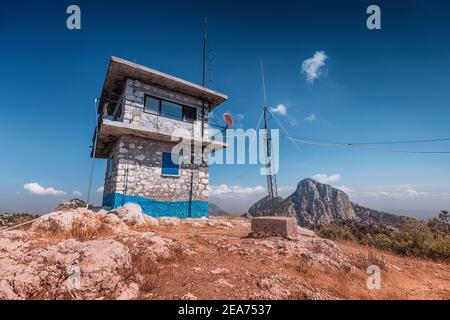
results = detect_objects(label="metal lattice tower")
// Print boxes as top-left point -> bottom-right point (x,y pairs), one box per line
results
260,59 -> 279,215
263,107 -> 279,214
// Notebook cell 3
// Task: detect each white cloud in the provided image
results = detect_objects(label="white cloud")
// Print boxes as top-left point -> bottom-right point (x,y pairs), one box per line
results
301,51 -> 328,83
24,182 -> 66,197
304,113 -> 316,122
405,189 -> 427,198
97,186 -> 104,193
72,191 -> 82,198
436,192 -> 450,199
270,104 -> 287,116
311,173 -> 341,184
210,184 -> 265,198
365,189 -> 427,199
337,185 -> 354,194
278,186 -> 295,193
288,117 -> 298,127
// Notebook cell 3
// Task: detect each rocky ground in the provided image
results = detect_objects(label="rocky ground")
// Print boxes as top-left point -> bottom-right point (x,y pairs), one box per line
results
0,204 -> 449,300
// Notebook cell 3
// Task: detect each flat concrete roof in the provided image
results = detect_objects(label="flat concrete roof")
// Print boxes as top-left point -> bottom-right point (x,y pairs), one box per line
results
99,56 -> 228,112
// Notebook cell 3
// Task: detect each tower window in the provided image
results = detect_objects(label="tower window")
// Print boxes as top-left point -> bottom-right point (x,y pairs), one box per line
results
144,94 -> 197,123
161,100 -> 183,120
144,96 -> 160,114
161,152 -> 180,176
183,106 -> 197,122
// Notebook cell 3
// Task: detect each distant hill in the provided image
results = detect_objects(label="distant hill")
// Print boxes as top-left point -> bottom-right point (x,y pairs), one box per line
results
248,178 -> 406,227
351,203 -> 406,225
208,203 -> 229,216
0,213 -> 38,229
248,195 -> 286,217
56,199 -> 91,211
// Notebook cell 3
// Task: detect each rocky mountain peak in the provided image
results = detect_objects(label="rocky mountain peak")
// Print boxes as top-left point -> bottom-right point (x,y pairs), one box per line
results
293,178 -> 350,203
286,179 -> 357,226
248,178 -> 405,227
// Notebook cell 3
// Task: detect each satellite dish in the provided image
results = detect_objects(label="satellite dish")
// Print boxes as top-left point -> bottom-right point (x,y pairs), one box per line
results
223,113 -> 234,127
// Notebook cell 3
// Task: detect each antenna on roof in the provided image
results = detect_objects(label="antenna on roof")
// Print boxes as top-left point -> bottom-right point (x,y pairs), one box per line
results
208,42 -> 214,85
201,17 -> 208,138
202,17 -> 208,87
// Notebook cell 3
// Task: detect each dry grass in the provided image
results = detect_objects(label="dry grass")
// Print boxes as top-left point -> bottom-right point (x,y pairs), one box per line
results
31,219 -> 114,243
351,249 -> 389,271
294,258 -> 314,275
132,254 -> 160,294
69,221 -> 113,241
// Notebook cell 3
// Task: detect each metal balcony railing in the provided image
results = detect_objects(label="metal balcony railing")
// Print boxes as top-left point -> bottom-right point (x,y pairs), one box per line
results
92,96 -> 230,150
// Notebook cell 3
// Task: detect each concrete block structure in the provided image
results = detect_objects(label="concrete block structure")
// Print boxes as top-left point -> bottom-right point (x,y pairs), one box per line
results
251,217 -> 298,239
92,57 -> 227,218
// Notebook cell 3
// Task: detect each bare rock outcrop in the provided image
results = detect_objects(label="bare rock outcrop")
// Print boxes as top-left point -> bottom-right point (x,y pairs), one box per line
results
241,223 -> 353,271
181,293 -> 198,300
251,273 -> 337,300
109,203 -> 148,226
29,208 -> 129,235
0,204 -> 191,300
158,217 -> 180,226
0,239 -> 139,300
29,203 -> 160,237
0,230 -> 32,253
117,231 -> 175,260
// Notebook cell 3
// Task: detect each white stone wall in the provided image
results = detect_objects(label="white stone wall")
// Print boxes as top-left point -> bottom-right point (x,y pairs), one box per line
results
103,141 -> 120,196
119,79 -> 210,138
104,135 -> 208,202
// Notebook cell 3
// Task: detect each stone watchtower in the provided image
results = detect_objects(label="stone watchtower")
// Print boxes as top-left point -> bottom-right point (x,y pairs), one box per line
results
92,57 -> 227,218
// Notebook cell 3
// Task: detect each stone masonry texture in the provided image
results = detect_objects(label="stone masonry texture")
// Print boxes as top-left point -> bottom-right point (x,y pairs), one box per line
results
104,135 -> 208,202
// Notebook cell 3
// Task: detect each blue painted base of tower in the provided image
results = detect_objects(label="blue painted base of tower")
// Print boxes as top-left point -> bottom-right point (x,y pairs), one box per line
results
102,193 -> 208,218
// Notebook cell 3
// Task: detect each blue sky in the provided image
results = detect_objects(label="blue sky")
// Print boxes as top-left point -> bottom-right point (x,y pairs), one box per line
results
1,0 -> 449,217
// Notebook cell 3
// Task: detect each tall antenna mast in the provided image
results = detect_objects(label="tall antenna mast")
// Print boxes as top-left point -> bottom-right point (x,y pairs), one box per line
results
202,17 -> 208,87
208,42 -> 214,85
260,59 -> 279,214
201,17 -> 208,138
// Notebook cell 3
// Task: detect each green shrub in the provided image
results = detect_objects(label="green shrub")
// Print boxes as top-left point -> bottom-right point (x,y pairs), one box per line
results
317,224 -> 355,241
370,234 -> 392,251
317,219 -> 450,261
